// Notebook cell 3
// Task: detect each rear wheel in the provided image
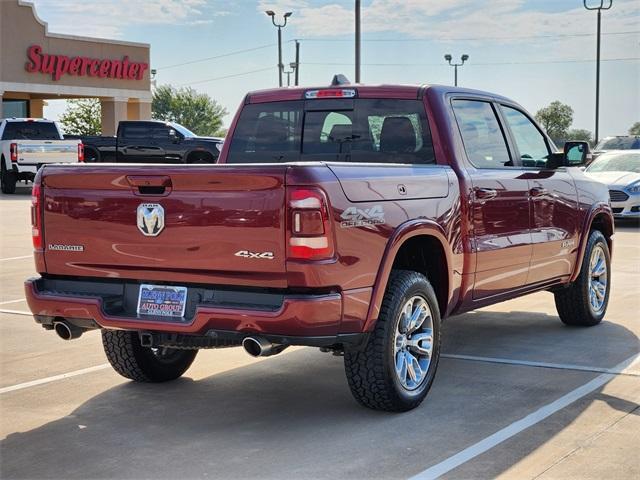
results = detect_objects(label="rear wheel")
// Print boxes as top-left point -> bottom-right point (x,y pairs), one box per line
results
554,230 -> 611,326
344,270 -> 441,412
102,329 -> 197,382
1,160 -> 17,194
84,147 -> 100,163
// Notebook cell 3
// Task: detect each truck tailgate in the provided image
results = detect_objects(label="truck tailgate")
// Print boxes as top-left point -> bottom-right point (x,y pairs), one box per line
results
41,164 -> 288,288
16,140 -> 79,164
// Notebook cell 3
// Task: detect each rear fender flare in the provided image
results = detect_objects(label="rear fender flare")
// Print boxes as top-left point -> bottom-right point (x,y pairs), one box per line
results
364,219 -> 452,331
570,202 -> 614,283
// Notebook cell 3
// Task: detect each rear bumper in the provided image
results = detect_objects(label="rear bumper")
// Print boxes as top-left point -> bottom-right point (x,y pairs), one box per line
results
24,276 -> 371,346
11,164 -> 37,177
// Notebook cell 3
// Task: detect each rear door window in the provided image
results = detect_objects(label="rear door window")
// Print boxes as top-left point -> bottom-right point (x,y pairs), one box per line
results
452,100 -> 512,168
227,98 -> 435,164
121,125 -> 151,140
1,121 -> 60,140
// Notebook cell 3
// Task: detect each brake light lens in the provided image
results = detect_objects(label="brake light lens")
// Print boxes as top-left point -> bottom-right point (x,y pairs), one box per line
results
305,89 -> 356,99
77,143 -> 84,162
10,143 -> 18,162
287,187 -> 334,260
31,182 -> 42,250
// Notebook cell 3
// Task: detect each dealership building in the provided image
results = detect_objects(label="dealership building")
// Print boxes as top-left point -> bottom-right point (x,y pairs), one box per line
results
0,0 -> 151,134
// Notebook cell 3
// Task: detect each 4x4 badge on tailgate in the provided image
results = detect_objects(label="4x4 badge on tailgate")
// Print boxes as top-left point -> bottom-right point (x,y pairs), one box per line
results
234,250 -> 274,260
137,203 -> 165,237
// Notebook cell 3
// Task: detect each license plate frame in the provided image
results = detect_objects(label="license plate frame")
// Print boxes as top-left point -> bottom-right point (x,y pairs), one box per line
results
136,284 -> 188,318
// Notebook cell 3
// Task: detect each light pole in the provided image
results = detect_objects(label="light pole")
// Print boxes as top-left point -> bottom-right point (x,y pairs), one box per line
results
583,0 -> 612,144
265,10 -> 292,87
355,0 -> 361,83
444,54 -> 469,87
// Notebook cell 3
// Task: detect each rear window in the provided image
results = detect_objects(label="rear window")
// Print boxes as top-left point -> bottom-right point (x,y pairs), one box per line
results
1,121 -> 60,140
227,99 -> 435,164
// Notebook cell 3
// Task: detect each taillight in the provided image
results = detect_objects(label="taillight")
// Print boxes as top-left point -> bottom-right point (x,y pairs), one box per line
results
31,181 -> 42,250
78,143 -> 84,162
287,187 -> 334,260
10,143 -> 18,162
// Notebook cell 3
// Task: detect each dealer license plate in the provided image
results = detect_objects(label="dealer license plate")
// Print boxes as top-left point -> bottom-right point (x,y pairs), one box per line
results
137,284 -> 188,318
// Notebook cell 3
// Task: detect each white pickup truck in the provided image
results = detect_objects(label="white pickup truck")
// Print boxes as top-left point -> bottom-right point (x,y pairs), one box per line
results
0,118 -> 83,194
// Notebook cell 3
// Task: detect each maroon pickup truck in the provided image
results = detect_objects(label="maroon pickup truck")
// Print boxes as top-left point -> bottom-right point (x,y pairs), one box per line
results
25,82 -> 613,411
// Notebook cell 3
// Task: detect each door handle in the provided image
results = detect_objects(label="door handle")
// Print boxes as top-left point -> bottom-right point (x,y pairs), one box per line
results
529,187 -> 548,197
474,187 -> 497,200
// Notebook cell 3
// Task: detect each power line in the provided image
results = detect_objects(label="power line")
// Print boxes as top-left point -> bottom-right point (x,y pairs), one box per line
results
157,44 -> 278,70
301,57 -> 640,67
178,66 -> 274,86
154,30 -> 639,72
296,30 -> 640,43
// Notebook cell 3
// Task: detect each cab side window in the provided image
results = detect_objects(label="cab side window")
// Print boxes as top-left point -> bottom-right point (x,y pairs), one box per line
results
452,100 -> 512,168
500,106 -> 550,167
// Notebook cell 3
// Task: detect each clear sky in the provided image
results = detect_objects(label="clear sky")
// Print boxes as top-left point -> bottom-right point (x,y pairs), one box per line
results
31,0 -> 640,138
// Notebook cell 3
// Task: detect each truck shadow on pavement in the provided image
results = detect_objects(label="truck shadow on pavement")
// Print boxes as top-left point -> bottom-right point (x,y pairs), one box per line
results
1,311 -> 638,479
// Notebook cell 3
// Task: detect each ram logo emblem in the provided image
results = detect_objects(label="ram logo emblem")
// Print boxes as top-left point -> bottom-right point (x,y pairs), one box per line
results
137,203 -> 165,237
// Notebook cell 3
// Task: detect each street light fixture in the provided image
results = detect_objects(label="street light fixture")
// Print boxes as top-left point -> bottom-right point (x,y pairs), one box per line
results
265,10 -> 293,87
444,54 -> 469,87
583,0 -> 613,144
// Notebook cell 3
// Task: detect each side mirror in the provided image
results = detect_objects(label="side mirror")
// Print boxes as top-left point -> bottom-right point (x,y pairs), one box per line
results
563,141 -> 591,166
168,129 -> 181,143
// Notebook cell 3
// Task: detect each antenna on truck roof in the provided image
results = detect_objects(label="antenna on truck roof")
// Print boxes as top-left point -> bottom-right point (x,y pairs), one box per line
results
331,74 -> 351,86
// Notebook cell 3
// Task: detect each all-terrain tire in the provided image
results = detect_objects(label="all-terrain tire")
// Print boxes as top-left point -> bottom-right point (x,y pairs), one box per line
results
554,230 -> 611,326
1,160 -> 17,194
102,329 -> 198,382
343,270 -> 441,412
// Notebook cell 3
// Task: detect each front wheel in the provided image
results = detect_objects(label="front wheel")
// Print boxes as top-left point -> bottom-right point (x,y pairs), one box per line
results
344,270 -> 441,412
102,329 -> 198,382
554,230 -> 611,326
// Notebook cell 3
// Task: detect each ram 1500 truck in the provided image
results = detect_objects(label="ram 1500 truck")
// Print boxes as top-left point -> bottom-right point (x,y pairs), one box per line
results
25,82 -> 613,411
0,118 -> 83,194
72,120 -> 223,164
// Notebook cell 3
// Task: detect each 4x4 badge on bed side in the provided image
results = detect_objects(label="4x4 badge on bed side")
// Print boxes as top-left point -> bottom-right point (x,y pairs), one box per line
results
340,205 -> 385,228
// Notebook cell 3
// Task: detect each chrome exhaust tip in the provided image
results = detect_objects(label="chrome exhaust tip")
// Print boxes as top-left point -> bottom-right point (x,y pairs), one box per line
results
242,336 -> 288,357
53,321 -> 84,340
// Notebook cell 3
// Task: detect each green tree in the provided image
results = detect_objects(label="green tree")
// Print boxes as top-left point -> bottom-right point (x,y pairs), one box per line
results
152,85 -> 227,136
534,101 -> 573,141
629,122 -> 640,136
59,98 -> 101,135
566,128 -> 593,146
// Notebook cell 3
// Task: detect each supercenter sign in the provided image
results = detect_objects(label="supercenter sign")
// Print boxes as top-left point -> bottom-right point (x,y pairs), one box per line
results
25,45 -> 149,81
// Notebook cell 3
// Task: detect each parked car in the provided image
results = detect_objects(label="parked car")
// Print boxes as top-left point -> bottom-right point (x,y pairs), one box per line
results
25,81 -> 613,412
72,120 -> 223,163
594,136 -> 640,154
584,150 -> 640,218
0,118 -> 83,194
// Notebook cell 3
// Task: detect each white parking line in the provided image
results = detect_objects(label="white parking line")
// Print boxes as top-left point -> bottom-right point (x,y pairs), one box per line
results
0,255 -> 31,262
409,352 -> 640,480
0,309 -> 32,316
0,298 -> 26,306
441,353 -> 640,377
0,364 -> 111,395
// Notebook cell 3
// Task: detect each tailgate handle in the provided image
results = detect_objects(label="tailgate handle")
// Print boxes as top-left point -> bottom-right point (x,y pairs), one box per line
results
127,176 -> 172,195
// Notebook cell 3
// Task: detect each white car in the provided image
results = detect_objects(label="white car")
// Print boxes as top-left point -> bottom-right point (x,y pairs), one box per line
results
584,150 -> 640,219
0,118 -> 83,194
